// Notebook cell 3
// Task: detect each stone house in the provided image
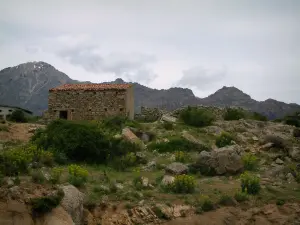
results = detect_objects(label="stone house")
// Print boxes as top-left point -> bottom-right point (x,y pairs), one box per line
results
47,83 -> 134,120
0,105 -> 33,120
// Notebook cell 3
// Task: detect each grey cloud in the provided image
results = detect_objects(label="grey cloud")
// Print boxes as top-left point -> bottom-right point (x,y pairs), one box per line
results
57,45 -> 157,82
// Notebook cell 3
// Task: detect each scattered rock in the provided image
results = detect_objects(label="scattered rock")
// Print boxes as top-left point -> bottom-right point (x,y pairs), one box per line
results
252,136 -> 259,141
275,158 -> 284,165
289,147 -> 300,161
142,161 -> 156,171
161,114 -> 177,123
141,177 -> 149,187
260,142 -> 274,150
161,175 -> 175,186
165,162 -> 188,175
122,128 -> 145,149
6,177 -> 14,187
287,173 -> 296,183
135,152 -> 147,164
115,183 -> 124,190
60,185 -> 84,225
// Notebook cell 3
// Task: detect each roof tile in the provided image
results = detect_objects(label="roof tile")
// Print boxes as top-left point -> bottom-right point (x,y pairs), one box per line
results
50,83 -> 132,91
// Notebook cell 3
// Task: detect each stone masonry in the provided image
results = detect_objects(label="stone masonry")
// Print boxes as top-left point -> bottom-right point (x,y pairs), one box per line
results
48,83 -> 134,120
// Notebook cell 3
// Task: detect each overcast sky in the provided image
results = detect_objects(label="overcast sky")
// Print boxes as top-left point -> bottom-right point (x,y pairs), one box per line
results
0,0 -> 299,103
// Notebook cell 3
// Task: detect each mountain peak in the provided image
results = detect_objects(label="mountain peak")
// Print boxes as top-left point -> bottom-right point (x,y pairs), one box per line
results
113,78 -> 126,84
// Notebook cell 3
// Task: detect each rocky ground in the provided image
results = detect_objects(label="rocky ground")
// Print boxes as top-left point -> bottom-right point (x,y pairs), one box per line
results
0,115 -> 300,225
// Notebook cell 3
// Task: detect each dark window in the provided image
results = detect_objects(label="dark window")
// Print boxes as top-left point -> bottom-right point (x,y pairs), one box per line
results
104,108 -> 108,112
71,109 -> 75,112
59,111 -> 68,119
120,108 -> 124,112
54,110 -> 57,113
8,109 -> 13,112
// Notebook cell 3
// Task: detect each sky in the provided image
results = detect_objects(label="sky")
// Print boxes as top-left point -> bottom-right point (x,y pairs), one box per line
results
0,0 -> 299,103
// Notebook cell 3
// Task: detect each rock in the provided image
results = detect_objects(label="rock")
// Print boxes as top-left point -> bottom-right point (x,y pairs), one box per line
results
141,133 -> 150,142
141,177 -> 149,187
60,185 -> 84,225
287,173 -> 296,183
275,158 -> 284,165
37,207 -> 75,225
161,175 -> 175,186
9,186 -> 21,199
122,128 -> 146,149
165,162 -> 188,175
192,145 -> 244,175
142,161 -> 156,171
115,183 -> 124,190
161,114 -> 177,123
289,147 -> 300,161
260,142 -> 274,150
252,136 -> 259,141
6,177 -> 14,187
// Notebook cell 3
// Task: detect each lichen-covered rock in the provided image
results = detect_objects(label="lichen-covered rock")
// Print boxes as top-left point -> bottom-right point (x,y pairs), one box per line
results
60,185 -> 84,225
161,175 -> 175,186
165,162 -> 188,175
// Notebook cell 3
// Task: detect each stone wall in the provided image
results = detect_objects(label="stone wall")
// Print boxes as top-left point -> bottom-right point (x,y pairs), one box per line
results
48,88 -> 133,120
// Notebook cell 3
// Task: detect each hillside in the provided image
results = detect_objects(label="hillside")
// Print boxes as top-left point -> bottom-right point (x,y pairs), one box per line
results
0,61 -> 299,118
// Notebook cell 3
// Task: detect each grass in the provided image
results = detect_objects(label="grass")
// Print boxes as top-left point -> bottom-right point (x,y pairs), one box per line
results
0,125 -> 9,132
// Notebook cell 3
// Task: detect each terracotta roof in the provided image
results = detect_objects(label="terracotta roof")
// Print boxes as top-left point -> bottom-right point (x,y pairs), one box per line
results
49,83 -> 132,92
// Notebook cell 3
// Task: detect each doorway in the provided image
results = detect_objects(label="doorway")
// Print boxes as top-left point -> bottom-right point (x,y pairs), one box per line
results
59,110 -> 68,119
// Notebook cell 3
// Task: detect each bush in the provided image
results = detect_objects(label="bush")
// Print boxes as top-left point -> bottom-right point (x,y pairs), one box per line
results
68,164 -> 89,187
293,128 -> 300,138
223,108 -> 246,121
180,107 -> 215,127
40,151 -> 54,167
198,196 -> 214,212
171,175 -> 196,194
50,167 -> 64,184
242,153 -> 258,171
215,132 -> 234,148
7,109 -> 28,123
112,152 -> 138,171
32,120 -> 141,164
163,121 -> 174,130
31,189 -> 64,214
276,199 -> 285,206
31,170 -> 45,184
251,112 -> 268,121
218,194 -> 236,206
175,151 -> 189,163
285,117 -> 300,127
234,191 -> 248,202
240,172 -> 260,195
148,137 -> 202,153
152,206 -> 171,220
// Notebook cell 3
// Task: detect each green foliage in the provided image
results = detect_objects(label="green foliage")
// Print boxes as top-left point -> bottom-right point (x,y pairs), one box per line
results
242,153 -> 258,171
234,191 -> 249,202
223,108 -> 246,121
285,117 -> 300,127
218,194 -> 236,206
286,163 -> 300,183
0,124 -> 9,132
152,206 -> 171,220
215,132 -> 234,148
175,151 -> 189,163
240,172 -> 261,195
31,170 -> 45,184
180,107 -> 215,127
148,137 -> 202,153
68,164 -> 89,187
32,120 -> 142,164
31,189 -> 64,214
0,144 -> 51,176
171,175 -> 196,194
293,128 -> 300,138
276,199 -> 285,206
162,121 -> 174,130
7,109 -> 28,123
50,167 -> 64,184
199,195 -> 214,212
99,116 -> 141,132
112,152 -> 138,171
251,112 -> 268,121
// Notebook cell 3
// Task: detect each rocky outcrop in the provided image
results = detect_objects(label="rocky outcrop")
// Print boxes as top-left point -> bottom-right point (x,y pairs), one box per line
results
60,185 -> 84,225
165,162 -> 188,175
192,145 -> 244,175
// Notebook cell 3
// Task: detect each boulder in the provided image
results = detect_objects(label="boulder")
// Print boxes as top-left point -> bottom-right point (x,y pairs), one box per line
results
142,161 -> 156,171
122,128 -> 146,149
193,145 -> 244,175
161,115 -> 177,123
165,162 -> 188,175
161,175 -> 175,186
60,185 -> 84,225
289,147 -> 300,161
36,207 -> 74,225
275,158 -> 284,165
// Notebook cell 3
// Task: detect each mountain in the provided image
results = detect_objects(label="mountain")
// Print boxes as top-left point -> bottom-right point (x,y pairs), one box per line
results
0,61 -> 299,119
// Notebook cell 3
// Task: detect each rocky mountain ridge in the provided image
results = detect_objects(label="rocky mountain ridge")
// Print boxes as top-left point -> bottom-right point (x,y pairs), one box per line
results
0,61 -> 299,118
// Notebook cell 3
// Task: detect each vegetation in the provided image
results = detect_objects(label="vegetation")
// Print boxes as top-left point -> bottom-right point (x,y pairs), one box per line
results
293,128 -> 300,138
242,153 -> 258,171
234,191 -> 249,202
223,108 -> 246,121
0,124 -> 9,132
175,151 -> 189,163
218,194 -> 236,206
215,132 -> 234,148
171,175 -> 196,194
31,169 -> 46,184
31,189 -> 64,214
162,121 -> 174,130
7,109 -> 28,123
197,195 -> 214,212
50,167 -> 64,184
68,164 -> 89,187
99,116 -> 142,132
240,172 -> 261,195
180,107 -> 215,127
251,112 -> 268,121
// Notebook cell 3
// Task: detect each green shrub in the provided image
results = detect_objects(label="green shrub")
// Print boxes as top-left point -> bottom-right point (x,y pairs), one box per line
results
276,199 -> 285,206
223,108 -> 246,121
7,109 -> 28,123
251,112 -> 268,121
32,120 -> 141,164
31,189 -> 64,214
180,107 -> 215,127
234,191 -> 249,202
152,206 -> 171,220
50,167 -> 64,184
293,128 -> 300,138
40,151 -> 54,167
112,152 -> 138,171
163,121 -> 174,130
285,117 -> 300,127
215,132 -> 234,148
175,151 -> 189,163
198,196 -> 214,212
242,153 -> 258,171
218,194 -> 235,206
148,137 -> 202,153
171,175 -> 196,194
240,172 -> 260,195
31,170 -> 45,184
68,164 -> 89,187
